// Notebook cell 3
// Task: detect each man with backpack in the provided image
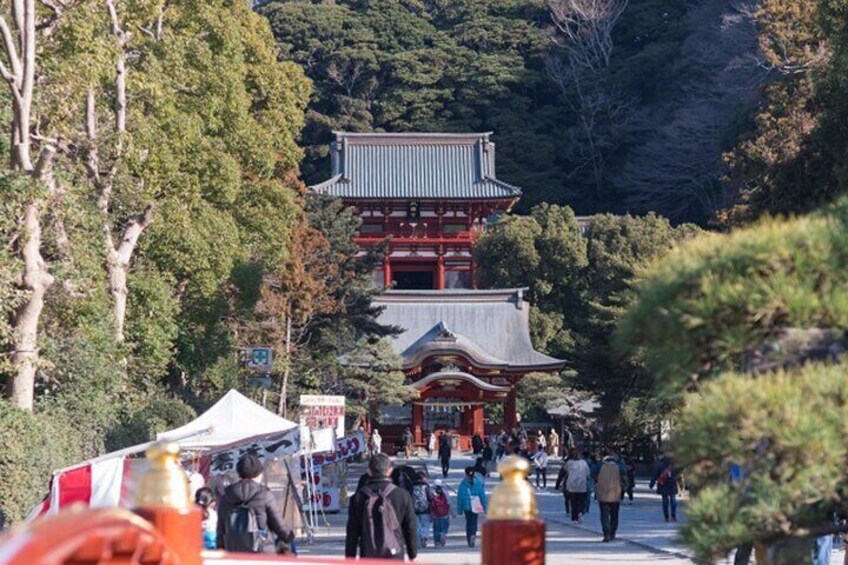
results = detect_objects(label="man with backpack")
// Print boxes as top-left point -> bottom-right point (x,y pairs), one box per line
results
430,479 -> 452,547
411,472 -> 434,548
346,453 -> 418,561
596,452 -> 628,542
216,454 -> 294,554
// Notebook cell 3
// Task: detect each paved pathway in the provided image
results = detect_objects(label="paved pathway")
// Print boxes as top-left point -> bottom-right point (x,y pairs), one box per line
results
296,454 -> 846,564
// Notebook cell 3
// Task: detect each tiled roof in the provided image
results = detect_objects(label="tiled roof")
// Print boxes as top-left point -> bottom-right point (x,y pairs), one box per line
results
309,132 -> 522,200
374,289 -> 565,371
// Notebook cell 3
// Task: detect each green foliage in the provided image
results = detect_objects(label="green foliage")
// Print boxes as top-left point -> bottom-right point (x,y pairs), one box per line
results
618,212 -> 848,394
676,362 -> 848,562
106,394 -> 196,451
0,388 -> 194,524
0,401 -> 82,522
338,338 -> 415,420
476,206 -> 699,420
475,204 -> 586,355
120,0 -> 311,387
719,0 -> 848,225
618,160 -> 848,557
0,0 -> 314,501
0,172 -> 35,380
259,0 -> 697,217
516,372 -> 571,422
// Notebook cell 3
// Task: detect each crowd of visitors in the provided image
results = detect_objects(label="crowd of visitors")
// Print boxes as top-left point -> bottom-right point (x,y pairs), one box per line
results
192,432 -> 686,559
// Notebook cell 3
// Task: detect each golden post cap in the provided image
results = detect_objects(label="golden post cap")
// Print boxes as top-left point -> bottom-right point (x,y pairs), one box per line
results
487,455 -> 538,520
134,441 -> 191,510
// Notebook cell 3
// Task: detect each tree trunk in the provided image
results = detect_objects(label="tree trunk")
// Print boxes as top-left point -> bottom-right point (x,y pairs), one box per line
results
7,202 -> 54,410
277,315 -> 293,417
106,205 -> 154,342
0,0 -> 57,409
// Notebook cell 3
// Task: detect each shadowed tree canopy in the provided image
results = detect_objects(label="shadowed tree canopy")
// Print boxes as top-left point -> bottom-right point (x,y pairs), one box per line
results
258,0 -> 746,223
474,206 -> 699,432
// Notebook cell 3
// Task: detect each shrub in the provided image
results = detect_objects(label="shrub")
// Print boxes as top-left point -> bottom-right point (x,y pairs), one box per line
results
675,362 -> 848,562
0,401 -> 81,523
617,212 -> 848,393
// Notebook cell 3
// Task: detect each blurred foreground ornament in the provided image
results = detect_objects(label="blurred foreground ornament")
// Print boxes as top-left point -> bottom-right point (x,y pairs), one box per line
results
134,441 -> 202,565
482,456 -> 545,565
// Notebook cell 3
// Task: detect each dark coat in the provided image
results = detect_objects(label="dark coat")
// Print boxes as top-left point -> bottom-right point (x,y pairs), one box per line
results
356,472 -> 369,493
650,458 -> 680,495
438,434 -> 452,458
345,477 -> 418,560
471,435 -> 483,452
216,479 -> 292,552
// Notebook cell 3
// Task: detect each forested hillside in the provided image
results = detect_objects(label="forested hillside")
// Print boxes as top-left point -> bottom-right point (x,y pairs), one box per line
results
259,0 -> 765,223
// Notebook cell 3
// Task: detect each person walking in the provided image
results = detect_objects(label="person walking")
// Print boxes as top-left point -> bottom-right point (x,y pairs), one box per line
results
457,466 -> 488,547
345,454 -> 418,561
563,447 -> 591,523
548,428 -> 560,457
532,447 -> 549,488
438,431 -> 452,478
471,457 -> 488,480
481,440 -> 494,475
596,453 -> 626,542
471,434 -> 483,455
371,429 -> 383,455
402,427 -> 414,459
430,479 -> 453,547
217,455 -> 295,554
411,472 -> 434,548
583,450 -> 596,515
650,454 -> 679,522
536,430 -> 547,454
623,454 -> 636,504
555,457 -> 570,514
427,431 -> 436,457
496,431 -> 508,460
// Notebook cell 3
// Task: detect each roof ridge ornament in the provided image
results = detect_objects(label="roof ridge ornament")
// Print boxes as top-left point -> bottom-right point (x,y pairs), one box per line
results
434,321 -> 457,341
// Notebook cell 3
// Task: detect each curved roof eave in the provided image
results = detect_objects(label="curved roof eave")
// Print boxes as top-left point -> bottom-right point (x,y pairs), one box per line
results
410,371 -> 512,393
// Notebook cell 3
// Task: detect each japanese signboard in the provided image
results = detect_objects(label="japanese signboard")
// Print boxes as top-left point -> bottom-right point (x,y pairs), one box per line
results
299,395 -> 345,440
207,428 -> 300,477
310,430 -> 366,467
301,431 -> 366,513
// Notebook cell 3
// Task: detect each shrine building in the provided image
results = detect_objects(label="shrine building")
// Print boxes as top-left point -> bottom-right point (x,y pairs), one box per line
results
311,132 -> 565,449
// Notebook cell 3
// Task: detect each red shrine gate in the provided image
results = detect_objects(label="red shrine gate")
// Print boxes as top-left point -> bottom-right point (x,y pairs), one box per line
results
310,133 -> 565,449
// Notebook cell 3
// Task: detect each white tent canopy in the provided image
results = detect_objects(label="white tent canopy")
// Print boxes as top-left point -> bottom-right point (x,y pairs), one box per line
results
157,389 -> 298,449
33,389 -> 299,520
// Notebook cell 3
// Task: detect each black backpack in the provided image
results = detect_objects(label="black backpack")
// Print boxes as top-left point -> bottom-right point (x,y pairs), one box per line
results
223,491 -> 265,553
361,484 -> 404,558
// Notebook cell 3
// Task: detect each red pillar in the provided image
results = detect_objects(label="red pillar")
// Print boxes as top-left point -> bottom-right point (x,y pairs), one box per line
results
436,255 -> 445,290
383,255 -> 392,289
412,403 -> 423,444
504,388 -> 517,431
472,405 -> 484,437
470,259 -> 477,290
460,408 -> 471,436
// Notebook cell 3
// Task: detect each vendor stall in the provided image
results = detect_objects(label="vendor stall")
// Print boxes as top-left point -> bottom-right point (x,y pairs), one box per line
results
29,390 -> 300,522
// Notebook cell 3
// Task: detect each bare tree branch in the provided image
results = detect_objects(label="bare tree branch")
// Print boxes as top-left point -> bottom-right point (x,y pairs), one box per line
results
0,16 -> 22,80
